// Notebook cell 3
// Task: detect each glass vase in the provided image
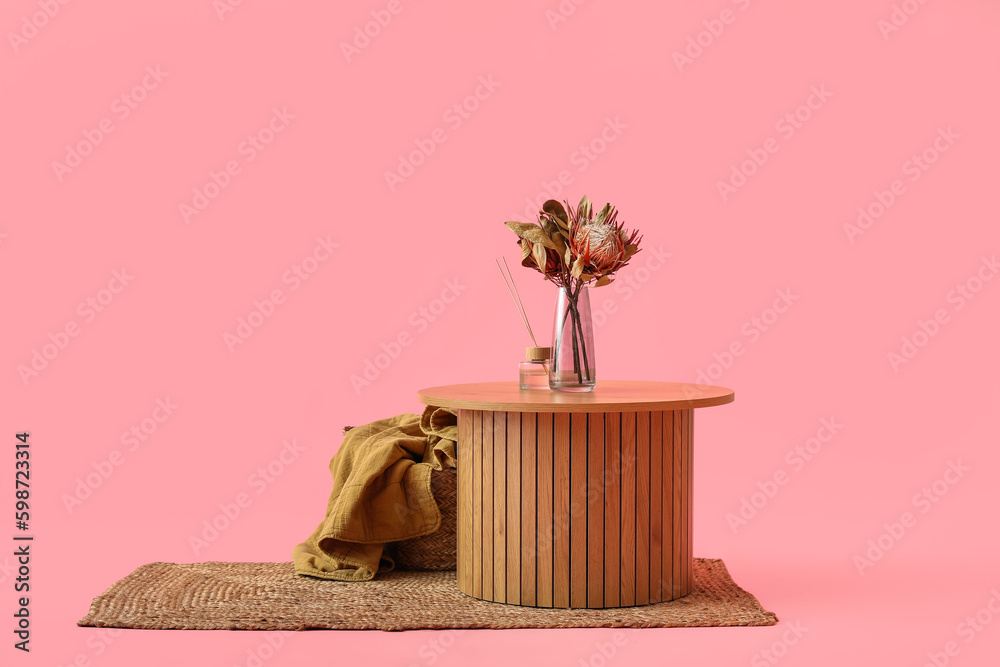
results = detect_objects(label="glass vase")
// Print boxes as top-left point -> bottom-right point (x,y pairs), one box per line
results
549,284 -> 596,392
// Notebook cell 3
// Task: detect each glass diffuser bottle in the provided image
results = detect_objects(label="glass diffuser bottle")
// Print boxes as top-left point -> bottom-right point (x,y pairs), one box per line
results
519,346 -> 551,390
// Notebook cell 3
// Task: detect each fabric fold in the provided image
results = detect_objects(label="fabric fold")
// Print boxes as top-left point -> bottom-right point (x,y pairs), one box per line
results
292,405 -> 457,581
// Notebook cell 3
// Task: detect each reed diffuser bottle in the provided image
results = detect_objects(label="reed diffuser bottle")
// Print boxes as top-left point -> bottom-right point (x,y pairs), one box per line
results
519,346 -> 551,390
497,258 -> 552,391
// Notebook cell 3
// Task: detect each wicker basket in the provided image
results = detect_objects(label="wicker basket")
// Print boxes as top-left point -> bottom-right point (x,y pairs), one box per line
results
342,426 -> 457,571
385,467 -> 457,570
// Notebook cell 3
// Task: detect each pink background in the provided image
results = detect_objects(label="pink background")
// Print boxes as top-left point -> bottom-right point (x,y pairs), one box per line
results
3,0 -> 999,664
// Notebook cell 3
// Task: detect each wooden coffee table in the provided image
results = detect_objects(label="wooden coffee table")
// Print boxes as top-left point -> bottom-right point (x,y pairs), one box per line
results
417,380 -> 734,609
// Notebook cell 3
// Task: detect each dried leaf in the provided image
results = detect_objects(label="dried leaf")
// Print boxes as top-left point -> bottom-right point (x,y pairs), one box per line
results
581,273 -> 595,283
505,221 -> 532,234
542,200 -> 568,228
541,219 -> 566,254
563,244 -> 573,267
521,238 -> 533,262
622,244 -> 640,262
594,203 -> 613,226
533,242 -> 548,273
571,254 -> 586,280
577,196 -> 592,222
594,275 -> 613,287
506,221 -> 559,249
545,216 -> 571,243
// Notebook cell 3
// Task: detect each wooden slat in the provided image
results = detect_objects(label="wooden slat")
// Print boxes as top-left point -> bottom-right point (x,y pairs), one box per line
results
520,412 -> 537,606
649,410 -> 662,603
481,410 -> 493,600
635,411 -> 650,606
552,412 -> 571,608
662,410 -> 675,600
471,410 -> 483,598
493,411 -> 507,603
570,413 -> 588,608
506,411 -> 521,606
537,412 -> 554,607
685,409 -> 694,594
671,409 -> 682,599
620,411 -> 636,606
587,412 -> 605,608
457,410 -> 473,595
604,412 -> 621,608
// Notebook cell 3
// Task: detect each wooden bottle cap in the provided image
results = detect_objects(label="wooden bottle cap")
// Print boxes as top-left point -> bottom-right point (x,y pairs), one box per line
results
526,346 -> 551,360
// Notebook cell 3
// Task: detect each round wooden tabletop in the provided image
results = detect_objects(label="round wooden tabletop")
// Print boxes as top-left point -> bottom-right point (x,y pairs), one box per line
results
417,380 -> 734,413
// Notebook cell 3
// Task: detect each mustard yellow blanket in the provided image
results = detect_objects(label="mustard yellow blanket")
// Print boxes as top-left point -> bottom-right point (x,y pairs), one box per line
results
292,405 -> 457,581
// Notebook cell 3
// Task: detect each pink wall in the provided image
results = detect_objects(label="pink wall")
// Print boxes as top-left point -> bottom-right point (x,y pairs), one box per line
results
3,1 -> 998,665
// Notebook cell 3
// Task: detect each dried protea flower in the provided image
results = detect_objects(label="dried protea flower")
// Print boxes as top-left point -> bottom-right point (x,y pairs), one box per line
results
505,196 -> 641,288
567,196 -> 641,286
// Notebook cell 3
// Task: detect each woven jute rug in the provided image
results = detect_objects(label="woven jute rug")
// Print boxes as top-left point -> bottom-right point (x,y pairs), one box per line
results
78,558 -> 776,631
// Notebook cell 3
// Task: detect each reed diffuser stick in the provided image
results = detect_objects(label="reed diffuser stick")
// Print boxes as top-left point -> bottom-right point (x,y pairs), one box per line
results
496,257 -> 538,347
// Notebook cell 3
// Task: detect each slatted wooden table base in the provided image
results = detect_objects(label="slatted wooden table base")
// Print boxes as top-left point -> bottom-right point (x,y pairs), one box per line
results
418,381 -> 733,609
457,408 -> 693,608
